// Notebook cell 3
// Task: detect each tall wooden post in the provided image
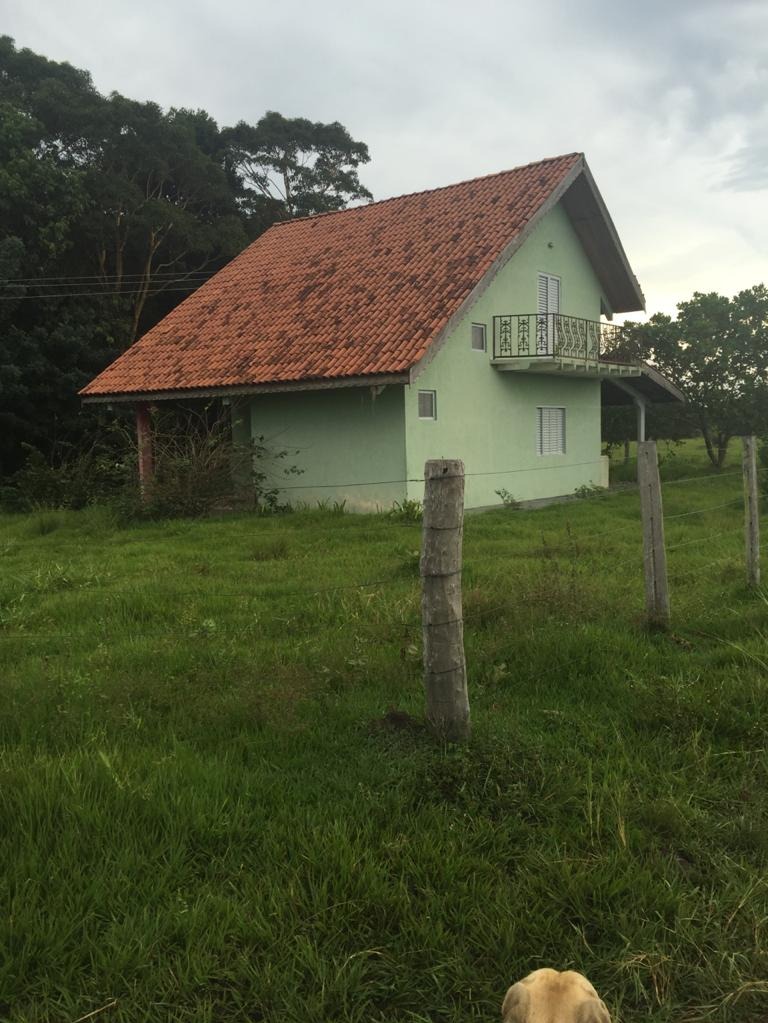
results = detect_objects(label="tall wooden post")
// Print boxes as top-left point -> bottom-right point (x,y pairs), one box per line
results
420,459 -> 470,742
638,440 -> 670,629
135,402 -> 154,499
742,436 -> 760,588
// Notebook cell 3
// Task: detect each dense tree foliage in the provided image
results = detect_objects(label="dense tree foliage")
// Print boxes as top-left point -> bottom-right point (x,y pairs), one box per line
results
603,286 -> 768,467
223,111 -> 372,220
0,37 -> 371,476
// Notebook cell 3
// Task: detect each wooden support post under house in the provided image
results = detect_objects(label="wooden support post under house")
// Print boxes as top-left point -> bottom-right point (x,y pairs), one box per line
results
420,459 -> 470,742
638,440 -> 670,629
742,436 -> 760,589
135,402 -> 154,499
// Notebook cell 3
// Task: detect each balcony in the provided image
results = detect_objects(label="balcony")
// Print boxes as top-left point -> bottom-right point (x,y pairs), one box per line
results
491,313 -> 641,378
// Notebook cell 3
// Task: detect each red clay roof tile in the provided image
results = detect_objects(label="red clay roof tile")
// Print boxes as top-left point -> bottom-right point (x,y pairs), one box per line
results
82,153 -> 582,398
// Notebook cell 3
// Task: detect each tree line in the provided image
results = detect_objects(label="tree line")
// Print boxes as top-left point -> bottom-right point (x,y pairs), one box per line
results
0,36 -> 371,476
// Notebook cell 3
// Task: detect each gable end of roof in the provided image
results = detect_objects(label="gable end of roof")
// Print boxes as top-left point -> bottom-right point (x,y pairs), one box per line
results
561,161 -> 645,314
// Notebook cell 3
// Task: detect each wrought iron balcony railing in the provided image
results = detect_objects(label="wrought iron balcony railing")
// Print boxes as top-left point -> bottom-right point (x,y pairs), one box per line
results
492,313 -> 625,361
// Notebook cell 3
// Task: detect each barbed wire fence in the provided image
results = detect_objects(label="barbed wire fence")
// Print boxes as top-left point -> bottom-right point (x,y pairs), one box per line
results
0,444 -> 761,606
0,438 -> 764,738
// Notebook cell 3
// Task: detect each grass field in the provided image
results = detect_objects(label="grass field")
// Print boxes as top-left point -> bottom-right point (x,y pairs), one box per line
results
2,440 -> 767,1022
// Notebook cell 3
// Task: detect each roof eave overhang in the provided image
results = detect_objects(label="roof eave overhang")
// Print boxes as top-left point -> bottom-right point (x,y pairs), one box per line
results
602,361 -> 685,405
80,371 -> 410,404
561,160 -> 645,314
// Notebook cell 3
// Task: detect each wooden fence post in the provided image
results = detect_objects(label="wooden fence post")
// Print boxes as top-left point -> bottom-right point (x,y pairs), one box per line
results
135,402 -> 154,501
638,440 -> 670,629
421,459 -> 470,742
742,436 -> 761,588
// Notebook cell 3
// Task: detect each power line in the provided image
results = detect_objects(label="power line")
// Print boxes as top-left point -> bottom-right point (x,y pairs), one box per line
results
0,271 -> 214,286
0,284 -> 207,302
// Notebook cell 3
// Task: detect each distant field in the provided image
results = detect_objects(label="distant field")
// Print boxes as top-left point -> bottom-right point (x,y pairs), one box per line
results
1,439 -> 767,1022
608,436 -> 743,484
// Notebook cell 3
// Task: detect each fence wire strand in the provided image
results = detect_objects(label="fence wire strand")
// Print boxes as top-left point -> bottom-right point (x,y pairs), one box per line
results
1,454 -> 761,644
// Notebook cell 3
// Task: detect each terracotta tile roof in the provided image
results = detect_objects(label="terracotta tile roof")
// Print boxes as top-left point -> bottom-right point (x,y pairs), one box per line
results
82,153 -> 582,398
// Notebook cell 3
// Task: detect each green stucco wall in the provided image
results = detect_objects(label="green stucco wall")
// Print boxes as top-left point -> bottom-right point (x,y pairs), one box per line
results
241,385 -> 406,511
404,202 -> 608,507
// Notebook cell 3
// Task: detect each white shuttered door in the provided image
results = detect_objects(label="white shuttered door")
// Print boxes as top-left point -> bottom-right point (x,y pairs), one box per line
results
537,407 -> 566,455
537,273 -> 560,354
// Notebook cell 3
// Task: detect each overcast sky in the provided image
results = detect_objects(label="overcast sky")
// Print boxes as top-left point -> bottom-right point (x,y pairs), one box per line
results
3,0 -> 766,317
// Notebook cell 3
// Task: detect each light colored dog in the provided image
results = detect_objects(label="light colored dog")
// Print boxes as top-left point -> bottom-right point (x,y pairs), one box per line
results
501,968 -> 611,1023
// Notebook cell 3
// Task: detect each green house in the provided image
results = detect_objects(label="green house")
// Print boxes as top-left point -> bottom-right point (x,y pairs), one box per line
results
82,153 -> 682,510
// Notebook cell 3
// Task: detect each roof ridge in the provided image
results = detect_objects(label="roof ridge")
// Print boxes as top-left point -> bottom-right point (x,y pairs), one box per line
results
269,152 -> 583,230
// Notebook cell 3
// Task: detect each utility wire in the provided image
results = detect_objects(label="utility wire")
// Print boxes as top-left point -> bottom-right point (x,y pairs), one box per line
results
0,285 -> 207,302
0,271 -> 214,286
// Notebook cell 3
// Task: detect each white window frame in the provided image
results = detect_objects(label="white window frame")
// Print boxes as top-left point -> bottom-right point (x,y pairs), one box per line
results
418,390 -> 437,420
470,322 -> 487,352
537,406 -> 566,456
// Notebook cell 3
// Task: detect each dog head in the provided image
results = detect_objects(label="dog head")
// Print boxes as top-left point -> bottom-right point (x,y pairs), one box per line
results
501,968 -> 611,1023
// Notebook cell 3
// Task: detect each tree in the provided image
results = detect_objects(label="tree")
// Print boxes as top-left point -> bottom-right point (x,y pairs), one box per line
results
608,286 -> 768,468
78,97 -> 248,341
223,111 -> 372,223
0,38 -> 372,477
0,101 -> 115,475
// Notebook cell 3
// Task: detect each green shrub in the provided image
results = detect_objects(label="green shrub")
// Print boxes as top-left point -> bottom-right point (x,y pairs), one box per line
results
1,409 -> 301,522
1,442 -> 129,512
573,481 -> 605,500
494,487 -> 520,509
387,498 -> 423,523
118,417 -> 301,521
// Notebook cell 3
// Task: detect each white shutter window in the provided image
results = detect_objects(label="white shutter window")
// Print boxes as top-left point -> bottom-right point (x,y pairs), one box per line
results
537,273 -> 549,314
537,272 -> 561,314
471,323 -> 487,351
418,390 -> 437,420
537,407 -> 566,455
548,275 -> 560,314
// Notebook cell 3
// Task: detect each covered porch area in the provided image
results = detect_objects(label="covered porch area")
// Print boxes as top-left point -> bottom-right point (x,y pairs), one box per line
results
601,362 -> 685,444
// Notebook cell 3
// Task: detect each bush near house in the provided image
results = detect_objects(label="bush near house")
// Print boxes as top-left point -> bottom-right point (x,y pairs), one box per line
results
1,441 -> 767,1022
0,410 -> 302,519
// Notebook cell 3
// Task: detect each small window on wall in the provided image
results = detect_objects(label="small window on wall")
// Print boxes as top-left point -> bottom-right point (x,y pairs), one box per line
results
418,390 -> 437,420
471,323 -> 487,351
537,406 -> 566,455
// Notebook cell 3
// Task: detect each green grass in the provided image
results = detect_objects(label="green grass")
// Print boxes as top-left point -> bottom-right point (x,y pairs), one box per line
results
608,437 -> 741,484
2,441 -> 767,1022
